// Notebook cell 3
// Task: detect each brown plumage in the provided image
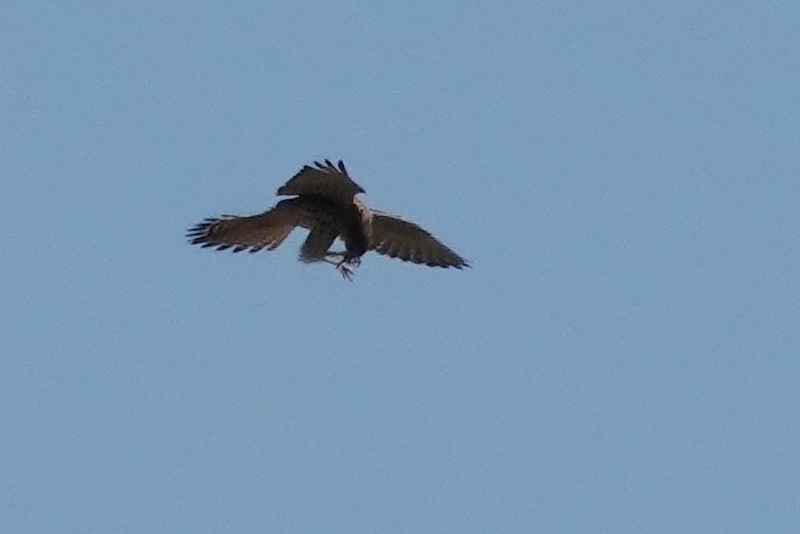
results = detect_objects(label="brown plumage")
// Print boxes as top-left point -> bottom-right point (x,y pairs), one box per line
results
187,159 -> 469,279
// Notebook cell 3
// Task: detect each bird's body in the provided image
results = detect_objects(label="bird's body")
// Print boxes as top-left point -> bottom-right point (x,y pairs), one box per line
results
187,160 -> 468,279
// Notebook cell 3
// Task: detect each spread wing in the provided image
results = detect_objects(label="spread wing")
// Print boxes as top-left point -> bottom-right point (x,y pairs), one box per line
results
369,211 -> 469,269
187,201 -> 302,253
276,159 -> 365,205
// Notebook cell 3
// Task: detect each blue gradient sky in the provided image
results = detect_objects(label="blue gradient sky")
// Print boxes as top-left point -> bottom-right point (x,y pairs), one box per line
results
2,1 -> 799,532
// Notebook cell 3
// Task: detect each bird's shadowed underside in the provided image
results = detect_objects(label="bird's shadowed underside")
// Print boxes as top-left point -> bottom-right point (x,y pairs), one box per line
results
187,159 -> 469,280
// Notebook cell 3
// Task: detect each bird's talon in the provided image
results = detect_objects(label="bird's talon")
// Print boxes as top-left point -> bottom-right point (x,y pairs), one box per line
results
336,259 -> 356,281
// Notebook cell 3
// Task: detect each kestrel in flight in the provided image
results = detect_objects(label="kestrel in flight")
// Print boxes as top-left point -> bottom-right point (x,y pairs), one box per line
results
187,160 -> 469,279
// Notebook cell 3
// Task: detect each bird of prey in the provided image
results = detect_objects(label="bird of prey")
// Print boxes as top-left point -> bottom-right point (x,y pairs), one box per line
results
187,160 -> 469,279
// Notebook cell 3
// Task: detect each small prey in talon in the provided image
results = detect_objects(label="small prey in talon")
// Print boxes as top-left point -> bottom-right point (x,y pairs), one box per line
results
187,159 -> 469,280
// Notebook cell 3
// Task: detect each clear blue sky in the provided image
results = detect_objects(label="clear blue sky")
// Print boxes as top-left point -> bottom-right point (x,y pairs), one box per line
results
2,1 -> 799,532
